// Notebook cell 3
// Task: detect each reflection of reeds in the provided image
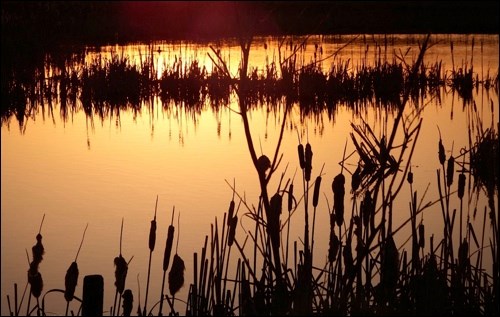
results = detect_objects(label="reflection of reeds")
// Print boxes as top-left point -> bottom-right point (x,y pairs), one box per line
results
3,37 -> 497,131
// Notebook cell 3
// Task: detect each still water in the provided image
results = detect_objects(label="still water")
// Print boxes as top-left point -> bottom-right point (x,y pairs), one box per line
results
1,34 -> 498,315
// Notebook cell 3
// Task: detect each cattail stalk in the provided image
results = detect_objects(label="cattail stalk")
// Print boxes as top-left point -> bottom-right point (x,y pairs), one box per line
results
143,195 -> 158,316
159,207 -> 175,316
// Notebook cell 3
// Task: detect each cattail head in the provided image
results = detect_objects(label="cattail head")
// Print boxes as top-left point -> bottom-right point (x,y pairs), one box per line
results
32,234 -> 44,264
114,255 -> 128,294
228,216 -> 238,247
438,139 -> 446,165
446,155 -> 455,187
64,261 -> 79,302
287,183 -> 294,213
407,170 -> 413,185
381,235 -> 399,291
328,214 -> 339,263
268,192 -> 282,251
351,165 -> 361,192
227,200 -> 235,226
418,224 -> 425,249
122,289 -> 134,317
168,254 -> 185,296
149,219 -> 157,252
28,263 -> 43,298
332,173 -> 345,227
163,225 -> 175,272
312,176 -> 322,207
458,238 -> 469,271
458,173 -> 466,199
298,144 -> 305,169
361,191 -> 373,228
343,241 -> 354,273
305,143 -> 313,181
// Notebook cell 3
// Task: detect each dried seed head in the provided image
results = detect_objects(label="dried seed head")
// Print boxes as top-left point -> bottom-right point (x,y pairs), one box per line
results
458,173 -> 466,199
446,155 -> 455,187
64,261 -> 79,302
149,219 -> 157,252
438,139 -> 446,165
328,229 -> 339,263
268,192 -> 282,251
227,200 -> 235,226
305,143 -> 313,181
332,173 -> 345,227
458,238 -> 469,270
381,236 -> 399,291
122,289 -> 134,317
407,170 -> 413,185
168,254 -> 185,296
163,225 -> 175,271
114,255 -> 128,294
32,234 -> 44,264
287,183 -> 294,213
418,224 -> 425,249
343,242 -> 354,273
228,216 -> 238,247
28,265 -> 43,298
312,176 -> 322,207
298,144 -> 305,169
361,191 -> 373,228
351,165 -> 361,192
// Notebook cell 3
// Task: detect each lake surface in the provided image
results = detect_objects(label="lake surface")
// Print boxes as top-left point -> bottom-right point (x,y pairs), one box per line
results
1,34 -> 498,315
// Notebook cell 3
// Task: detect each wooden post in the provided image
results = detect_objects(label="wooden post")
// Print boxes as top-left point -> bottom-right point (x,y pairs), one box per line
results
82,275 -> 104,316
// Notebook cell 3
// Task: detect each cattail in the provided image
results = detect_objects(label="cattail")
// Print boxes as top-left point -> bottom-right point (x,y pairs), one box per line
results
298,144 -> 305,169
458,173 -> 466,199
418,224 -> 425,249
149,219 -> 157,252
32,234 -> 45,264
305,143 -> 313,181
268,192 -> 282,250
381,235 -> 399,291
361,191 -> 373,228
351,165 -> 361,192
114,255 -> 128,295
312,175 -> 322,207
122,289 -> 133,317
407,169 -> 413,185
343,241 -> 354,273
446,155 -> 455,187
228,216 -> 238,247
438,138 -> 446,165
288,183 -> 294,212
328,214 -> 339,263
227,200 -> 235,226
32,214 -> 45,264
28,262 -> 43,299
65,223 -> 88,304
332,173 -> 345,227
168,254 -> 185,296
163,224 -> 175,272
458,238 -> 469,271
64,262 -> 79,302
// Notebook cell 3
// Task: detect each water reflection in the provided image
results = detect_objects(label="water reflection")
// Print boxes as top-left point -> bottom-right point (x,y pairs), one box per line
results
2,35 -> 498,134
1,34 -> 498,316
